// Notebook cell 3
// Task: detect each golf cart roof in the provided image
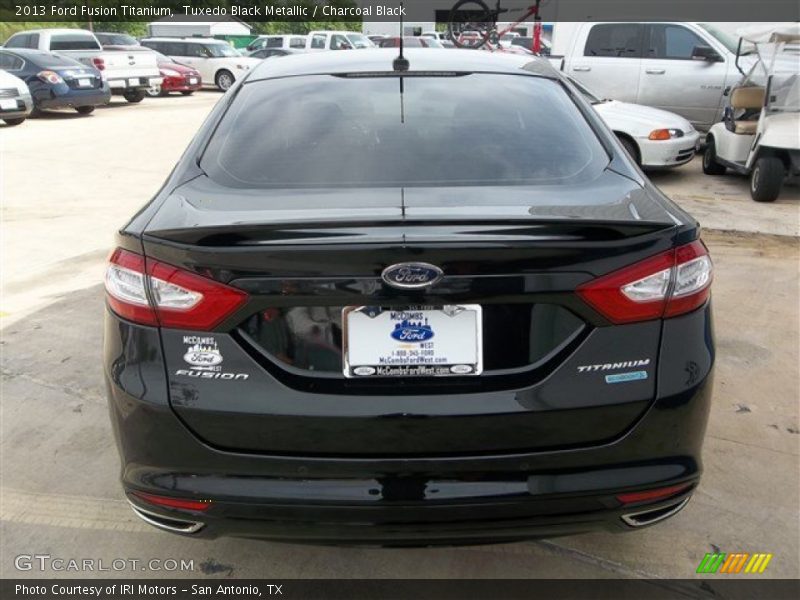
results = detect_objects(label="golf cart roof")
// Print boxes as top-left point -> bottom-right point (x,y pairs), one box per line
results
736,23 -> 800,44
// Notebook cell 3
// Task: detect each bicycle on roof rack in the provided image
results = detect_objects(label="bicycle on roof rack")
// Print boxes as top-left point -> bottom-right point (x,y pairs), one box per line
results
447,0 -> 547,52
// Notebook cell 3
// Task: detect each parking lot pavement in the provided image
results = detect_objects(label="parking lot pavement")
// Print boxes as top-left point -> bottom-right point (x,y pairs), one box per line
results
1,93 -> 799,580
651,169 -> 800,238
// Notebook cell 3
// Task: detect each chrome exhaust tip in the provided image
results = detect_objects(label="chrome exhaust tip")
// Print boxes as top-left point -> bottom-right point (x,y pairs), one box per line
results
621,497 -> 690,528
128,502 -> 205,534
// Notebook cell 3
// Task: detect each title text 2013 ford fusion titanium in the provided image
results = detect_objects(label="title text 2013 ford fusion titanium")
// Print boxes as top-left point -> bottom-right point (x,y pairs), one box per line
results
104,50 -> 714,544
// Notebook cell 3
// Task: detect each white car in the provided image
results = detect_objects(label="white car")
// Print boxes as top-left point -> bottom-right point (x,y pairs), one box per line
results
0,69 -> 32,126
140,38 -> 260,91
569,76 -> 700,169
421,31 -> 449,42
246,35 -> 307,52
306,31 -> 375,51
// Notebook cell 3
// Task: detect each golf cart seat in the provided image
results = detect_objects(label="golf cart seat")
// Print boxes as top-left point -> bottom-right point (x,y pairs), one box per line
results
729,86 -> 765,134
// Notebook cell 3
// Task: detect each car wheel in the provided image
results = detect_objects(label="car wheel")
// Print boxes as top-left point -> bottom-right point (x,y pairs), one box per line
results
123,89 -> 146,103
750,156 -> 784,203
702,139 -> 727,175
2,117 -> 25,126
616,135 -> 640,165
75,106 -> 95,115
145,84 -> 162,98
215,70 -> 234,91
181,91 -> 194,96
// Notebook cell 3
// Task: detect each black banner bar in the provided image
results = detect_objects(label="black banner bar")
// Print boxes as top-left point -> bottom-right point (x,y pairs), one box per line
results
1,0 -> 799,23
3,579 -> 800,600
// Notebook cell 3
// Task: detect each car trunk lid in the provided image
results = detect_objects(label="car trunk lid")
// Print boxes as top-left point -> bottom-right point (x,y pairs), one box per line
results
145,171 -> 681,456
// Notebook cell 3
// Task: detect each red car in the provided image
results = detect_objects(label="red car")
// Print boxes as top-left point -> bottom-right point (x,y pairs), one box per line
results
145,51 -> 202,97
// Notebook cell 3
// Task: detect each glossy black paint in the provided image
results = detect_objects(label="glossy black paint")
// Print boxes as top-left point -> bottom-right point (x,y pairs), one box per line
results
105,302 -> 712,542
105,50 -> 714,543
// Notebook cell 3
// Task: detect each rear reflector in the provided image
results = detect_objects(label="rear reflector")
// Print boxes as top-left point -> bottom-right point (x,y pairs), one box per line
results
130,491 -> 212,512
616,483 -> 693,505
577,240 -> 712,324
105,248 -> 248,330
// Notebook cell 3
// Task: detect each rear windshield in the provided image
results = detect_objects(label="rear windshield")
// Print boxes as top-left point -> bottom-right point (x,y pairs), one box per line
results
50,33 -> 101,51
33,53 -> 83,68
202,73 -> 608,188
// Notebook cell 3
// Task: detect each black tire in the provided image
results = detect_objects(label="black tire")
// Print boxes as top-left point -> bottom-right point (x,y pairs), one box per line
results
75,106 -> 95,115
616,135 -> 640,165
448,0 -> 493,49
702,138 -> 727,175
123,89 -> 145,103
181,91 -> 194,96
750,156 -> 784,203
2,117 -> 25,126
215,70 -> 234,91
145,84 -> 163,98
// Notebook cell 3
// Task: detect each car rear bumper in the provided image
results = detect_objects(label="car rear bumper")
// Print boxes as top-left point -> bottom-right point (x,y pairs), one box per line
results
0,92 -> 33,119
35,86 -> 111,110
125,487 -> 695,544
161,76 -> 202,93
108,76 -> 163,90
105,303 -> 714,544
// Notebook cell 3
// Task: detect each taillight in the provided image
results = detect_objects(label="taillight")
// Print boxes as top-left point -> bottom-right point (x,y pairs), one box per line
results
104,248 -> 248,330
37,70 -> 64,85
577,240 -> 712,324
92,57 -> 105,71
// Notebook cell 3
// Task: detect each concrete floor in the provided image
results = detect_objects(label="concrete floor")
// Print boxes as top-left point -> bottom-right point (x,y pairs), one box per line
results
1,93 -> 798,580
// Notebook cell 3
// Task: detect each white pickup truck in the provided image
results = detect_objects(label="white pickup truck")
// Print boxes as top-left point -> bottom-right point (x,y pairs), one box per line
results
550,22 -> 760,132
3,28 -> 161,103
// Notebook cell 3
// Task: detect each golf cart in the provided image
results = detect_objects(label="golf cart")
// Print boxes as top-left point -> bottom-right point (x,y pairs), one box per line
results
703,24 -> 800,202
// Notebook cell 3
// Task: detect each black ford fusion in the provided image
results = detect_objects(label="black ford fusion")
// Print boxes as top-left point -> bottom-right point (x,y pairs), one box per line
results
104,49 -> 714,544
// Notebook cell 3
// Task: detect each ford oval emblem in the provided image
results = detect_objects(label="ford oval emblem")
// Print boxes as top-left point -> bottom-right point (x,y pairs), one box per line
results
381,262 -> 443,289
183,350 -> 223,367
390,319 -> 435,342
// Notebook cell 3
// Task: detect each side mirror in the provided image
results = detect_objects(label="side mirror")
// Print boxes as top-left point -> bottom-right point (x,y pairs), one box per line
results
691,45 -> 722,62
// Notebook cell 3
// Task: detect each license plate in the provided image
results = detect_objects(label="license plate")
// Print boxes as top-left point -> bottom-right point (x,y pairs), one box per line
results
78,78 -> 91,87
343,305 -> 482,378
0,99 -> 17,110
127,78 -> 140,87
189,77 -> 198,85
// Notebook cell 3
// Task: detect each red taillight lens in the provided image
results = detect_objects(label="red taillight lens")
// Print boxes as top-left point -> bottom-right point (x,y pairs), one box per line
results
577,240 -> 712,324
37,70 -> 64,85
131,491 -> 211,512
92,57 -> 105,71
104,248 -> 248,330
616,482 -> 693,505
148,260 -> 248,330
